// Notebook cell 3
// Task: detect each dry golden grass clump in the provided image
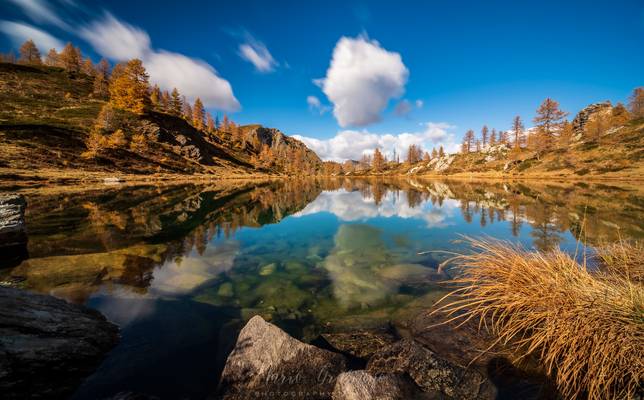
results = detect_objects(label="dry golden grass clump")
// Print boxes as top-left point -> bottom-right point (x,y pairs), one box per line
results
437,238 -> 643,399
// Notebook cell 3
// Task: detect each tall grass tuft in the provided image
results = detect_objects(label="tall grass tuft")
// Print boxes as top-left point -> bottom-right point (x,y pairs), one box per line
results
436,237 -> 643,399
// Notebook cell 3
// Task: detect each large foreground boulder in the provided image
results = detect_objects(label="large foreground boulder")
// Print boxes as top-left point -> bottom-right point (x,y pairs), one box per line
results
217,315 -> 347,399
0,194 -> 28,267
367,339 -> 496,400
0,287 -> 119,399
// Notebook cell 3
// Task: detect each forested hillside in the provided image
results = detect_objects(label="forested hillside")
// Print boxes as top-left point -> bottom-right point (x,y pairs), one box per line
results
0,41 -> 322,183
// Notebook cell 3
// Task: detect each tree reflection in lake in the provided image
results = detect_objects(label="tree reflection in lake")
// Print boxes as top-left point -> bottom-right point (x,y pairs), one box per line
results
0,178 -> 641,399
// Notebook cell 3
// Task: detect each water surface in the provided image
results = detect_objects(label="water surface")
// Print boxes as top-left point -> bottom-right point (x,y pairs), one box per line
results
1,178 -> 642,399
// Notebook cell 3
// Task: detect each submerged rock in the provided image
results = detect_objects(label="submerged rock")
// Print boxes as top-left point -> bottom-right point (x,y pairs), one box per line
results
332,370 -> 424,400
0,286 -> 119,399
322,330 -> 397,359
218,315 -> 347,399
0,194 -> 28,268
367,339 -> 496,400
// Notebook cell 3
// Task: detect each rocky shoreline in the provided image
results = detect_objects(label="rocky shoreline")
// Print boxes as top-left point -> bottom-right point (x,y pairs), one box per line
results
215,314 -> 556,400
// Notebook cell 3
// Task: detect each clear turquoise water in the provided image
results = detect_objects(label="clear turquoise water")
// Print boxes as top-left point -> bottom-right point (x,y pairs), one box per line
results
1,178 -> 641,399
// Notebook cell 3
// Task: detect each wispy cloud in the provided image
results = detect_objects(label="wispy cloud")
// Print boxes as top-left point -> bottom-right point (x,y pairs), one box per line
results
238,34 -> 277,73
7,0 -> 70,30
316,34 -> 409,127
306,95 -> 331,115
0,20 -> 63,51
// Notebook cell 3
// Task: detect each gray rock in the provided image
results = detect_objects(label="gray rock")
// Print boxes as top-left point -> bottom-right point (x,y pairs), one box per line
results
0,194 -> 26,248
0,194 -> 28,268
0,287 -> 119,399
332,370 -> 428,400
218,315 -> 347,399
367,339 -> 496,400
572,101 -> 612,137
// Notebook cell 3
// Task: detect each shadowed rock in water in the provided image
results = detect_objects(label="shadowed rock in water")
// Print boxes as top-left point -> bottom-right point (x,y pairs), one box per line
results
0,287 -> 119,399
367,339 -> 496,400
0,194 -> 28,268
217,315 -> 347,399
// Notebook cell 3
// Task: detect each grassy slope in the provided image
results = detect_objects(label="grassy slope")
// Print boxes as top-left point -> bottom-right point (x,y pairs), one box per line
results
0,63 -> 272,183
356,120 -> 644,180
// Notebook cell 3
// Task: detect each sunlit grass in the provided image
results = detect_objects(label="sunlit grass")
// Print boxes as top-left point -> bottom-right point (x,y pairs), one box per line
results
436,237 -> 644,399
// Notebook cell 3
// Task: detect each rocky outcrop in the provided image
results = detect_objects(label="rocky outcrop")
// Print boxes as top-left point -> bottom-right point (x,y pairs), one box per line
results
0,287 -> 119,399
367,339 -> 497,400
0,194 -> 28,267
217,315 -> 347,399
572,101 -> 612,137
332,371 -> 423,400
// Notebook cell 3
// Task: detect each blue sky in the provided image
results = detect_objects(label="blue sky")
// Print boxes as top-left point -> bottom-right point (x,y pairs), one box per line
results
1,0 -> 643,160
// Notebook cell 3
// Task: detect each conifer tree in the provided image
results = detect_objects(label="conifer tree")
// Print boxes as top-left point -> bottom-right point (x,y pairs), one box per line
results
161,90 -> 171,111
150,84 -> 161,108
44,48 -> 60,66
489,128 -> 497,145
533,98 -> 568,150
481,125 -> 489,147
81,58 -> 95,76
463,129 -> 475,152
628,87 -> 644,118
93,58 -> 110,98
372,148 -> 385,172
611,102 -> 630,126
431,147 -> 438,159
192,97 -> 205,130
170,88 -> 182,115
108,59 -> 150,114
222,114 -> 230,131
18,39 -> 41,65
558,120 -> 574,148
182,97 -> 192,121
206,112 -> 215,133
511,116 -> 524,150
60,42 -> 81,75
438,146 -> 445,157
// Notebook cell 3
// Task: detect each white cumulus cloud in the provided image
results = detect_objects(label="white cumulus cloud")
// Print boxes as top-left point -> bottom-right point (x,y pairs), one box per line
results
0,20 -> 63,52
79,13 -> 239,110
293,122 -> 460,162
317,35 -> 409,127
238,38 -> 277,73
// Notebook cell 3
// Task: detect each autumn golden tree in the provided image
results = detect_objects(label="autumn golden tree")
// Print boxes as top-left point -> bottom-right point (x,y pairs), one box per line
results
406,144 -> 422,164
18,39 -> 41,65
463,129 -> 475,152
150,84 -> 161,108
431,147 -> 438,159
533,98 -> 568,150
161,90 -> 171,111
44,48 -> 60,66
81,58 -> 94,76
481,125 -> 489,147
192,97 -> 205,130
489,128 -> 497,145
182,97 -> 192,121
170,88 -> 182,115
372,148 -> 385,172
438,146 -> 445,157
628,87 -> 644,118
60,42 -> 81,75
93,58 -> 110,98
206,112 -> 215,133
109,59 -> 150,114
511,116 -> 524,150
611,102 -> 630,126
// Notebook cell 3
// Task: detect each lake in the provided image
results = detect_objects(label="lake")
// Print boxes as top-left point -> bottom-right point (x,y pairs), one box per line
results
1,178 -> 642,399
